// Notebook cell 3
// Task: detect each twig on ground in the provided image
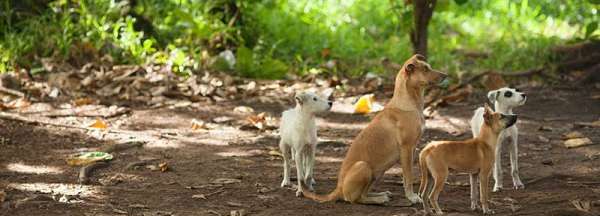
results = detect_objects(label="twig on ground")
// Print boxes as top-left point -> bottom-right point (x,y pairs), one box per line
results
0,87 -> 25,97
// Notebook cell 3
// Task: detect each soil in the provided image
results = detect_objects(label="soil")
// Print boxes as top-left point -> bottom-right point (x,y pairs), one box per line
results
0,84 -> 599,216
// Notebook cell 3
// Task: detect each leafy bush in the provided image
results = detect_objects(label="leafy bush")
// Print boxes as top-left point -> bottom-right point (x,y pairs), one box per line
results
0,0 -> 598,78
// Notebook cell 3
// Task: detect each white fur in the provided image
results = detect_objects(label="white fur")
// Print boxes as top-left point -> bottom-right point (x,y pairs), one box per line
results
279,91 -> 332,196
470,87 -> 527,192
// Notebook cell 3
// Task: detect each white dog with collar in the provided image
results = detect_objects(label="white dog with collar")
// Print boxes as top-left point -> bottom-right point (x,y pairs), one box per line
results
279,91 -> 332,196
470,87 -> 527,192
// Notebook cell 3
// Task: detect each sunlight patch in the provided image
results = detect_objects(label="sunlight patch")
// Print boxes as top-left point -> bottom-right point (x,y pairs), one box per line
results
319,120 -> 368,131
6,163 -> 63,175
316,156 -> 343,163
216,149 -> 262,157
8,182 -> 103,199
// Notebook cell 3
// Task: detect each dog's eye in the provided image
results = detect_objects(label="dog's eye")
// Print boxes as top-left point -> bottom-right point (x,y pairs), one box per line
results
504,91 -> 513,97
313,97 -> 317,101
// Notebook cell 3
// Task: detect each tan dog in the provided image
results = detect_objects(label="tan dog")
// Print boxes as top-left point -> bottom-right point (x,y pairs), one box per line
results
418,105 -> 517,215
301,54 -> 447,205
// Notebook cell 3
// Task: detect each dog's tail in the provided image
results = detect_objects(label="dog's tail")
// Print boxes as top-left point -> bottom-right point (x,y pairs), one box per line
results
300,181 -> 340,203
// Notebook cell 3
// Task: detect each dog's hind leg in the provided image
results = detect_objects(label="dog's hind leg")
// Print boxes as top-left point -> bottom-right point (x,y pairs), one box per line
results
492,135 -> 504,192
279,140 -> 292,187
509,134 -> 524,189
342,161 -> 389,205
470,173 -> 480,210
429,163 -> 448,216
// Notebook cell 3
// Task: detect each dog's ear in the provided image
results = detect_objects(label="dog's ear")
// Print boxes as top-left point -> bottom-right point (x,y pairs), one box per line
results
321,88 -> 334,100
483,104 -> 493,124
405,63 -> 415,74
413,54 -> 426,61
295,93 -> 304,106
487,90 -> 499,104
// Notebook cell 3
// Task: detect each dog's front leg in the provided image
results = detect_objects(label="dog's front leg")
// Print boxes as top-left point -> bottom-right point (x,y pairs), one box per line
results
294,147 -> 305,197
280,141 -> 291,187
492,136 -> 504,192
400,146 -> 421,204
509,133 -> 524,189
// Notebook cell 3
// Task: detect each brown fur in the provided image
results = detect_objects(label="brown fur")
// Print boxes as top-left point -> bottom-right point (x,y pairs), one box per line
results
418,105 -> 517,215
302,54 -> 447,205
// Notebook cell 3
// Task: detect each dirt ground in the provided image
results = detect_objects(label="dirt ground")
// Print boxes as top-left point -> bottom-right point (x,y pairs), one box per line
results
0,84 -> 599,216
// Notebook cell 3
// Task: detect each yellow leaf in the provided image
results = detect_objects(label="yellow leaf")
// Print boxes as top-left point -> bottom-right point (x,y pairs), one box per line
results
159,162 -> 168,172
191,119 -> 207,131
88,118 -> 108,130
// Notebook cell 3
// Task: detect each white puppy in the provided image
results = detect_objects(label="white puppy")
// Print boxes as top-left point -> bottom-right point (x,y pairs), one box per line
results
470,87 -> 527,192
279,91 -> 332,196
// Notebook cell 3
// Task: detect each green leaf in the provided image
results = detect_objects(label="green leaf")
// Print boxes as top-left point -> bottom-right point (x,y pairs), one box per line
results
585,22 -> 598,38
235,46 -> 255,77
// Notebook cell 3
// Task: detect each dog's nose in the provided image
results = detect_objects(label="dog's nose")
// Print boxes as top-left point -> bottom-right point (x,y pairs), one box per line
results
328,101 -> 333,106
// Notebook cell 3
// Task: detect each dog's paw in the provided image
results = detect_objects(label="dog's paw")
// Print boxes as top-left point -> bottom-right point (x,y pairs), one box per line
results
280,179 -> 291,187
492,185 -> 503,192
295,190 -> 302,197
407,193 -> 422,204
471,202 -> 480,211
482,207 -> 495,215
513,182 -> 524,190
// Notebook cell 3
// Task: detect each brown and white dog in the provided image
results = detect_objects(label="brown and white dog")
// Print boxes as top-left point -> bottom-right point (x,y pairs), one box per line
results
301,54 -> 447,205
419,105 -> 518,215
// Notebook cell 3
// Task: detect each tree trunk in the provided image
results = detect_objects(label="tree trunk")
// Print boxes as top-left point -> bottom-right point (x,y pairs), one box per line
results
410,0 -> 437,57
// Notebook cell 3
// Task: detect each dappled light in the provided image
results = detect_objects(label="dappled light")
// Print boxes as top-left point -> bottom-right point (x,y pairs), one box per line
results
6,163 -> 63,175
8,183 -> 104,199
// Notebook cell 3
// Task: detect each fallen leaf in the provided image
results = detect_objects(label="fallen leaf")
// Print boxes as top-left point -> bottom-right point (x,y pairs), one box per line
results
192,194 -> 207,200
72,98 -> 96,106
571,199 -> 591,212
538,135 -> 550,143
191,119 -> 208,131
88,118 -> 108,130
564,138 -> 593,148
234,106 -> 254,114
212,178 -> 242,184
159,162 -> 168,172
244,112 -> 267,130
226,202 -> 244,207
268,150 -> 283,158
5,98 -> 31,109
213,116 -> 233,123
562,131 -> 584,140
353,94 -> 383,114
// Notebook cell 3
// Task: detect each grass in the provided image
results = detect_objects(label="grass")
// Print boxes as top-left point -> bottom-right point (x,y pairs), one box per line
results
0,0 -> 598,79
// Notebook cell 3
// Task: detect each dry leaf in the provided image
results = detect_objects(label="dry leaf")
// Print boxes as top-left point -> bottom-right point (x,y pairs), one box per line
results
5,98 -> 31,109
191,119 -> 207,131
234,106 -> 254,114
538,135 -> 550,143
245,112 -> 266,130
158,162 -> 168,172
212,178 -> 242,184
562,131 -> 584,140
88,118 -> 108,130
564,138 -> 593,148
268,150 -> 283,158
571,199 -> 591,212
72,98 -> 96,106
192,194 -> 207,200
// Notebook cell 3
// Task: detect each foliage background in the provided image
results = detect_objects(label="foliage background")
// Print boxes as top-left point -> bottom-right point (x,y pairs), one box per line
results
0,0 -> 598,78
